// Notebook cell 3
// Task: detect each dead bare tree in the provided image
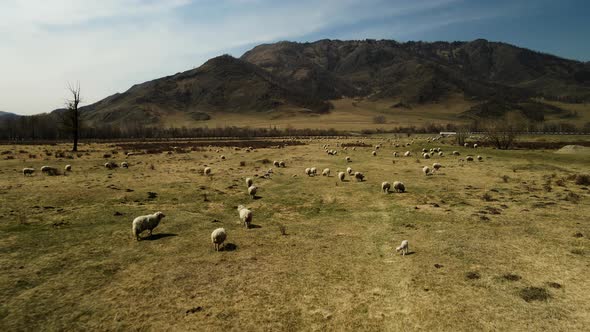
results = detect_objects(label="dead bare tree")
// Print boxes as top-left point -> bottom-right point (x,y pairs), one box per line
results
62,82 -> 82,151
482,113 -> 525,150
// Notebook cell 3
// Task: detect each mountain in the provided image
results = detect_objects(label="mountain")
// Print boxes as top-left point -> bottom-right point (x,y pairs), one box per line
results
0,111 -> 18,119
78,39 -> 590,125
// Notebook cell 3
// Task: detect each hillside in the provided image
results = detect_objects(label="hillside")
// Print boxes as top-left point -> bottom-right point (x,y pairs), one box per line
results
59,39 -> 590,126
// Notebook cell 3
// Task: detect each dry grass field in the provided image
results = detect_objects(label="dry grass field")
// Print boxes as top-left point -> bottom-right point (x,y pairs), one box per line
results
1,135 -> 589,331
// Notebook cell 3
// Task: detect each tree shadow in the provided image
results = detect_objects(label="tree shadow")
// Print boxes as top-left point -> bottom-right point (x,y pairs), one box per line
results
144,233 -> 178,241
222,243 -> 237,251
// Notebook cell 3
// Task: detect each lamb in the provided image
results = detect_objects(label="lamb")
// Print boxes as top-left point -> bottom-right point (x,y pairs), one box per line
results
346,167 -> 353,175
393,181 -> 405,193
422,166 -> 431,176
381,181 -> 391,193
372,151 -> 377,156
278,161 -> 285,167
211,228 -> 227,251
22,168 -> 35,176
404,151 -> 411,157
338,171 -> 346,181
248,185 -> 258,199
396,240 -> 409,255
354,172 -> 365,182
64,165 -> 72,172
204,167 -> 212,176
121,161 -> 129,168
132,211 -> 165,240
432,163 -> 442,171
237,205 -> 253,228
322,168 -> 330,176
246,177 -> 253,187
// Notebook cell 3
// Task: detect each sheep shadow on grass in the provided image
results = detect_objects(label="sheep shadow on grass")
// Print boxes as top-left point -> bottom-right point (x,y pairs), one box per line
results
253,195 -> 262,200
143,233 -> 178,241
221,243 -> 238,251
248,224 -> 262,229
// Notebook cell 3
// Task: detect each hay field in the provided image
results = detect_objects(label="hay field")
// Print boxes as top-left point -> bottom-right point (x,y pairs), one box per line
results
0,136 -> 589,331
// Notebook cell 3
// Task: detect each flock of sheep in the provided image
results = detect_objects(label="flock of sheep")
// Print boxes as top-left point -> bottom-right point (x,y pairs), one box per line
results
22,136 -> 484,254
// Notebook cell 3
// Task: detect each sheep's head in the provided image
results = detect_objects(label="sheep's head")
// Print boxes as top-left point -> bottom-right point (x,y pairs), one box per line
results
155,211 -> 165,219
237,205 -> 245,211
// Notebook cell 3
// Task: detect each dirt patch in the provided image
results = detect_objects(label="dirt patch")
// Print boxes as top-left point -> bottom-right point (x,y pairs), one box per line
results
555,145 -> 590,154
519,287 -> 550,302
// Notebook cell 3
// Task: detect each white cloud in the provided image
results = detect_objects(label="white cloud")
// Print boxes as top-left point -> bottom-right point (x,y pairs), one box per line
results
0,0 -> 504,114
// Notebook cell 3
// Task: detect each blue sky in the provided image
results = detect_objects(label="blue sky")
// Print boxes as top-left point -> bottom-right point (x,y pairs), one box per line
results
1,0 -> 588,115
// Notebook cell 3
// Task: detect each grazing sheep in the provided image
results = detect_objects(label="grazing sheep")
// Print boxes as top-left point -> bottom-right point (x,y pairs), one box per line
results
477,155 -> 483,161
338,171 -> 346,181
423,153 -> 430,159
473,144 -> 478,148
220,155 -> 226,160
310,167 -> 317,176
305,168 -> 312,176
204,167 -> 212,176
211,228 -> 227,251
354,172 -> 365,182
452,151 -> 460,156
352,147 -> 356,151
466,156 -> 474,161
237,205 -> 253,228
322,168 -> 330,176
22,168 -> 35,176
396,240 -> 409,256
382,181 -> 391,193
422,166 -> 431,176
464,143 -> 469,147
438,152 -> 444,157
279,161 -> 285,167
393,181 -> 405,193
248,185 -> 257,198
393,152 -> 399,157
132,211 -> 165,240
345,156 -> 351,162
372,151 -> 377,156
121,161 -> 129,168
422,148 -> 428,153
41,166 -> 58,175
273,160 -> 280,167
404,151 -> 411,157
246,177 -> 253,187
432,163 -> 442,171
64,165 -> 72,172
346,167 -> 353,175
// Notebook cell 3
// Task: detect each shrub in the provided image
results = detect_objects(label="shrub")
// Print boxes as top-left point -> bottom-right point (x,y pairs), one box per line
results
519,287 -> 550,302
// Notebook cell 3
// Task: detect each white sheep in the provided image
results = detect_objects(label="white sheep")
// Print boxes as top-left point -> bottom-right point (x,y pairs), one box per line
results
279,161 -> 285,167
393,152 -> 399,157
354,172 -> 365,182
393,181 -> 405,193
305,168 -> 312,176
204,167 -> 212,175
396,240 -> 409,256
466,156 -> 474,161
473,144 -> 478,148
404,151 -> 411,157
372,151 -> 377,156
132,211 -> 165,240
381,181 -> 391,193
248,185 -> 258,198
438,152 -> 444,157
310,167 -> 317,176
345,156 -> 351,162
346,167 -> 353,175
246,177 -> 253,187
422,166 -> 431,176
273,160 -> 280,167
22,168 -> 35,176
41,166 -> 58,175
338,171 -> 346,181
121,161 -> 129,168
423,153 -> 430,159
477,155 -> 483,161
64,165 -> 72,172
452,151 -> 460,156
322,168 -> 330,176
432,163 -> 442,171
464,143 -> 469,147
220,155 -> 226,160
211,228 -> 227,251
237,205 -> 253,228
